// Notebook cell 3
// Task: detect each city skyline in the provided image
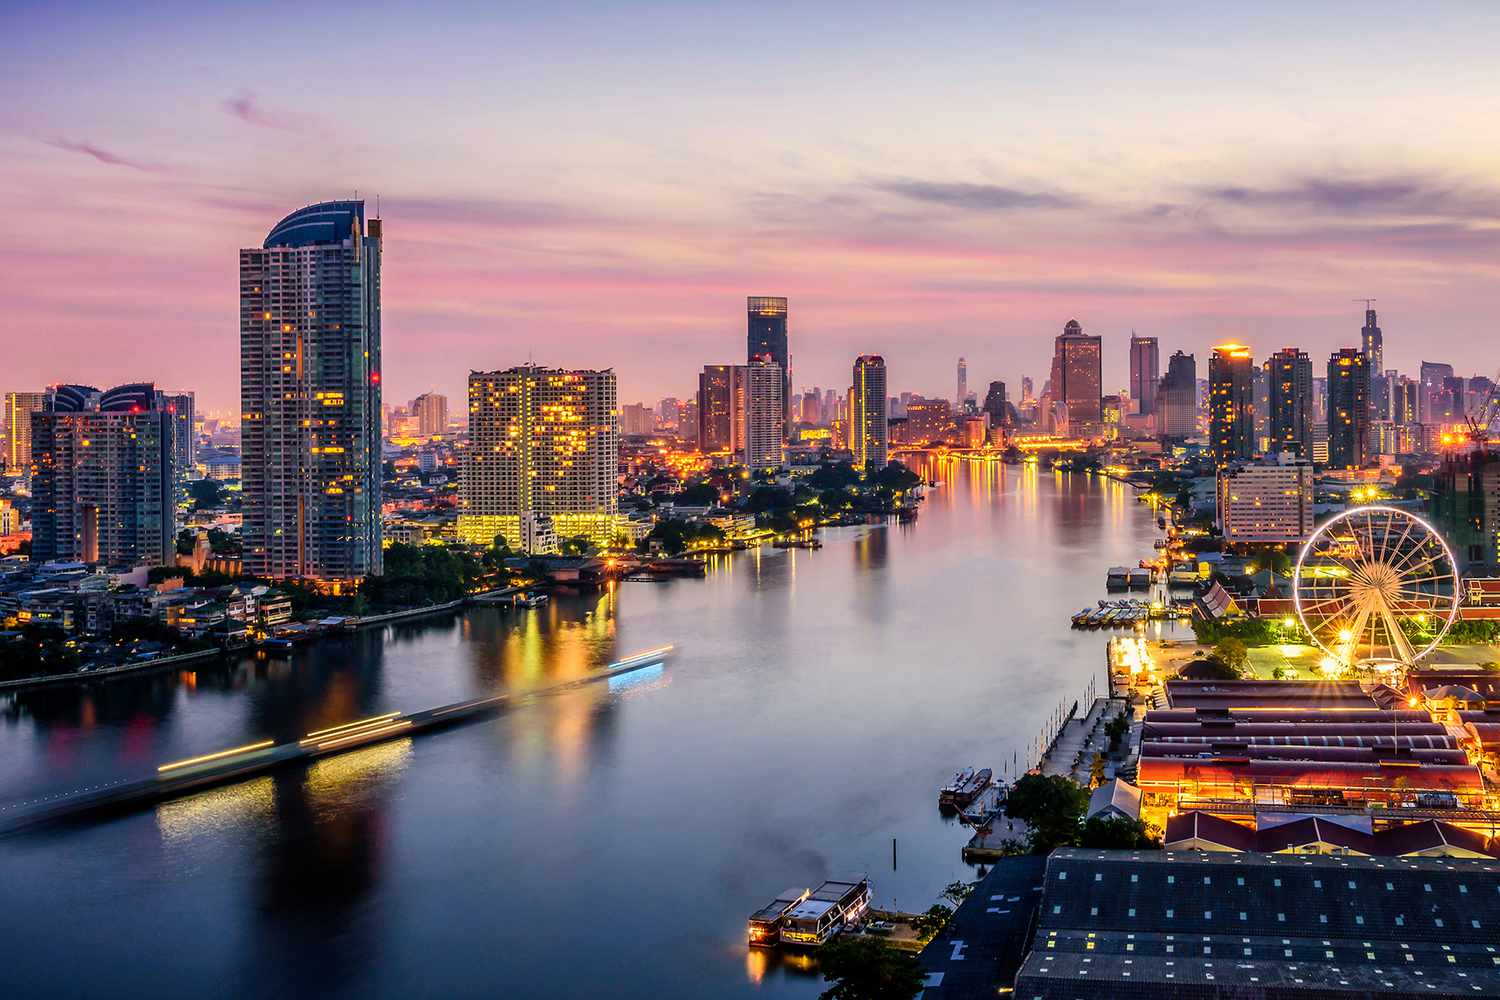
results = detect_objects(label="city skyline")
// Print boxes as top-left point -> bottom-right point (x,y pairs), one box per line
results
8,6 -> 1500,411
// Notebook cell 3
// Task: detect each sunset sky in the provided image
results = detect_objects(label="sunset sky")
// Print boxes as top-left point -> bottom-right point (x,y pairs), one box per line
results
5,2 -> 1500,414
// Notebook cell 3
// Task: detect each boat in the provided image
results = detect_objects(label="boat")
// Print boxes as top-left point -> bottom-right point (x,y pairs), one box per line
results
938,767 -> 975,807
959,783 -> 1005,826
948,767 -> 992,807
780,876 -> 872,948
1128,569 -> 1152,589
747,887 -> 811,947
1106,566 -> 1130,589
1071,608 -> 1095,628
508,593 -> 550,609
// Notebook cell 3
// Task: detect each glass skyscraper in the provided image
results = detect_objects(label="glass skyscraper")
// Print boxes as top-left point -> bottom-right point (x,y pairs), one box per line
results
1129,333 -> 1159,415
1328,348 -> 1371,470
1265,348 -> 1313,457
240,201 -> 383,584
747,296 -> 790,436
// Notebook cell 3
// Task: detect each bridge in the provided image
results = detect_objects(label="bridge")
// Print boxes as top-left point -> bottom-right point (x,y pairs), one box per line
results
0,646 -> 673,834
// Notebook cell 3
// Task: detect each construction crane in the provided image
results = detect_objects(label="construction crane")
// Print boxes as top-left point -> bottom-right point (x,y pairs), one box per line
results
1462,372 -> 1499,452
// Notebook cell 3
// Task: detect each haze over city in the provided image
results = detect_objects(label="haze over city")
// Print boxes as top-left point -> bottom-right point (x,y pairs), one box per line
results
6,2 -> 1500,411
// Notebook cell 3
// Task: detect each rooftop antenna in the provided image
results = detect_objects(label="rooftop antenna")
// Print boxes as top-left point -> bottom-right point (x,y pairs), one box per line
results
1353,298 -> 1376,312
375,193 -> 381,218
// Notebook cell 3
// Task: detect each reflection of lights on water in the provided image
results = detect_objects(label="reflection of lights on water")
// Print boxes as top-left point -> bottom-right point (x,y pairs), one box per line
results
608,662 -> 666,694
156,776 -> 275,844
744,945 -> 769,985
304,738 -> 413,800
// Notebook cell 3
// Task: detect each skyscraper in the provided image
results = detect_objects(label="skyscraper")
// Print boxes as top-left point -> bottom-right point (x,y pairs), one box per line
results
697,364 -> 743,455
30,383 -> 174,566
1264,348 -> 1313,456
460,366 -> 619,550
1360,306 -> 1386,420
1157,351 -> 1198,439
1050,320 -> 1102,436
1129,333 -> 1160,415
1420,361 -> 1455,424
241,200 -> 383,584
747,296 -> 790,436
1327,348 -> 1370,470
412,392 -> 448,438
1209,345 -> 1255,466
4,390 -> 44,474
742,358 -> 785,469
956,357 -> 968,408
982,380 -> 1008,427
157,391 -> 195,487
852,355 -> 888,470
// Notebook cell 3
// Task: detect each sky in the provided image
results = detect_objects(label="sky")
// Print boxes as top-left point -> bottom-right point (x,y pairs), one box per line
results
4,2 -> 1500,415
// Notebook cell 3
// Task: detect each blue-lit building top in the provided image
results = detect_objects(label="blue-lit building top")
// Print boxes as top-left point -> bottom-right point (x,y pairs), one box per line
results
264,200 -> 367,249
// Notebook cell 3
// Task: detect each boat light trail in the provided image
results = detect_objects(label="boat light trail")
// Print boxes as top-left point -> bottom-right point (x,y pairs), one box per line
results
157,740 -> 275,773
300,712 -> 402,743
314,720 -> 413,751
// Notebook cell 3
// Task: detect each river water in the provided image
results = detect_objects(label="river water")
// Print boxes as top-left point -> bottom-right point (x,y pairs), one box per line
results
0,459 -> 1169,998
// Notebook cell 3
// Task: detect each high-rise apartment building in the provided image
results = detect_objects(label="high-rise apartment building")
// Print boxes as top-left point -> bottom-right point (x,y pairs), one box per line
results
157,391 -> 196,487
956,357 -> 968,408
1264,348 -> 1313,457
4,390 -> 44,474
1216,452 -> 1314,544
1050,320 -> 1102,436
697,364 -> 746,455
747,296 -> 790,436
852,355 -> 888,470
460,366 -> 620,550
412,392 -> 448,438
742,359 -> 785,469
1129,333 -> 1160,416
30,383 -> 175,566
1208,345 -> 1255,466
905,397 -> 955,444
1157,351 -> 1198,439
1327,348 -> 1370,470
240,200 -> 383,584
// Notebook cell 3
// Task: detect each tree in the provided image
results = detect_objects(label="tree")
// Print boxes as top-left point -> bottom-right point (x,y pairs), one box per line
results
1005,773 -> 1090,853
939,880 -> 977,907
674,480 -> 720,506
1078,816 -> 1161,849
187,479 -> 225,509
817,936 -> 925,1000
1105,712 -> 1130,753
909,903 -> 954,940
1089,752 -> 1107,788
1213,637 -> 1249,674
558,536 -> 590,557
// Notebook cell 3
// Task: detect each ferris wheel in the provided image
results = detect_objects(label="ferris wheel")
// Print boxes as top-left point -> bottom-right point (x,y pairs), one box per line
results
1293,505 -> 1461,672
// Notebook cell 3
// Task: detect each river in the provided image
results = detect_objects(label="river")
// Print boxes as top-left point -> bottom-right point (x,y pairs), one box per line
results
0,459 -> 1171,998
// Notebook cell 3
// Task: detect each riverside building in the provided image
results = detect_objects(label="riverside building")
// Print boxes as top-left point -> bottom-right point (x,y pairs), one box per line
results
851,355 -> 888,470
1209,344 -> 1255,466
240,200 -> 383,585
29,383 -> 175,567
1215,452 -> 1313,545
459,366 -> 621,551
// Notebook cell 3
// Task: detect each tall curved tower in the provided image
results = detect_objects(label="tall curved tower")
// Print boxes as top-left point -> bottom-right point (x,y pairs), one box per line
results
240,200 -> 383,584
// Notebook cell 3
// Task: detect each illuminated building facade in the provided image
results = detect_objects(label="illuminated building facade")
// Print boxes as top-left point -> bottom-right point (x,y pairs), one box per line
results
1431,450 -> 1500,569
1264,347 -> 1313,457
240,200 -> 383,583
742,359 -> 785,469
1049,319 -> 1102,436
1208,345 -> 1255,466
1420,360 -> 1455,424
1215,453 -> 1313,544
697,363 -> 746,455
1361,306 -> 1387,419
851,355 -> 888,470
746,296 -> 790,436
904,396 -> 954,444
30,383 -> 175,566
1327,348 -> 1370,470
4,390 -> 44,474
955,357 -> 967,408
460,366 -> 620,550
158,390 -> 195,498
1128,333 -> 1159,415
